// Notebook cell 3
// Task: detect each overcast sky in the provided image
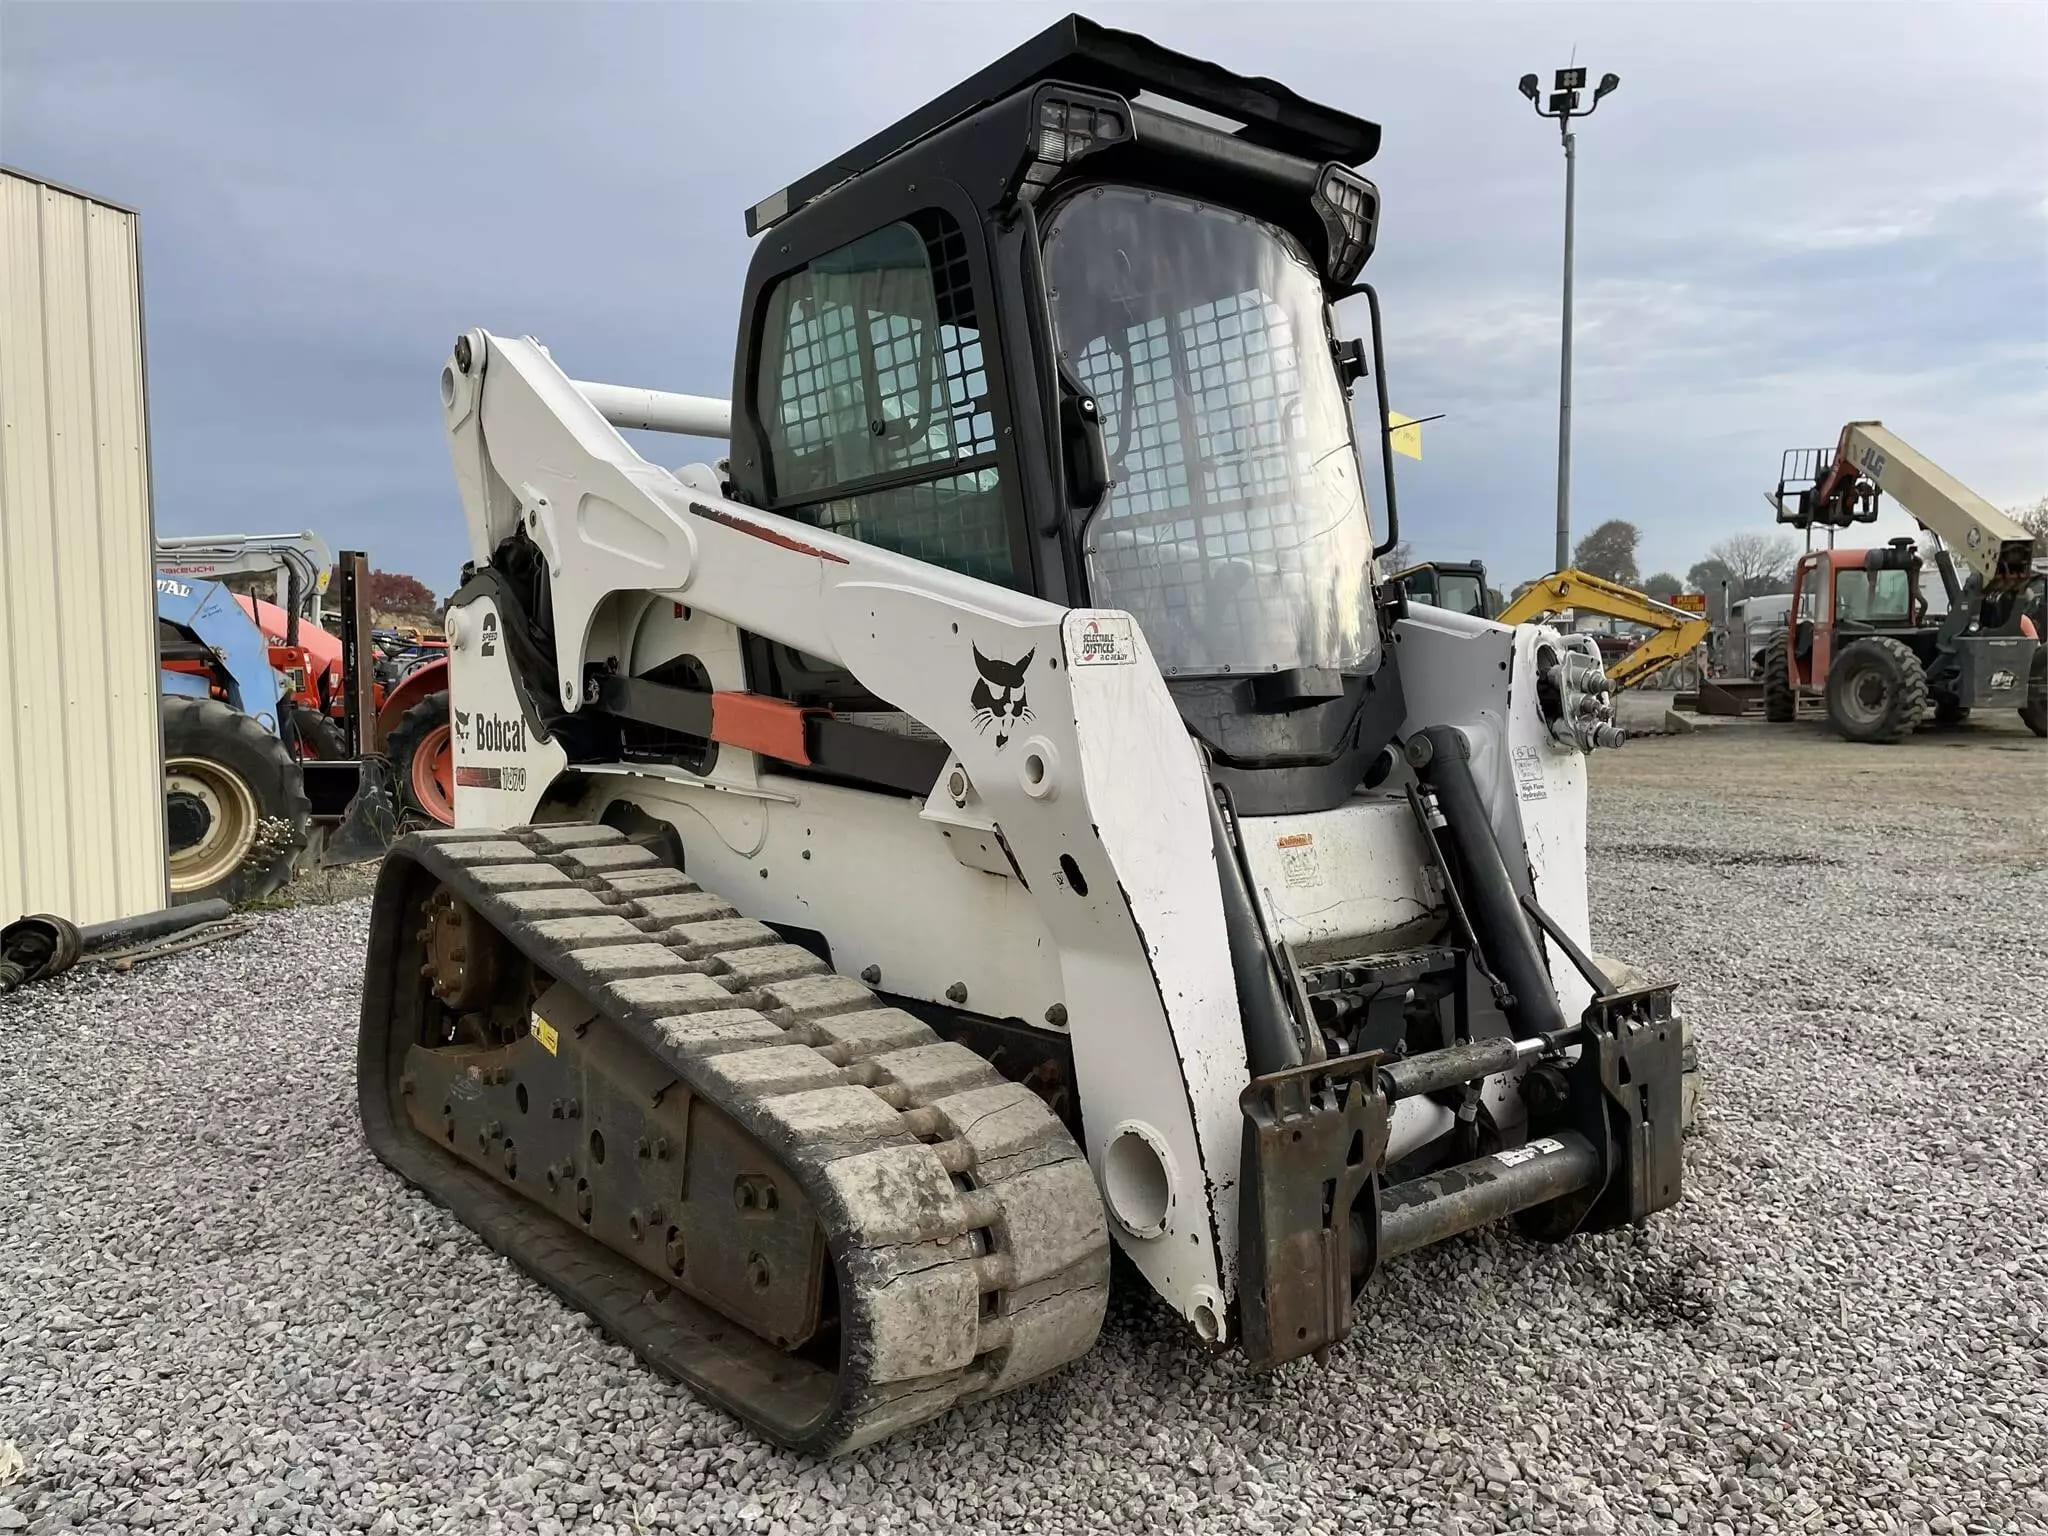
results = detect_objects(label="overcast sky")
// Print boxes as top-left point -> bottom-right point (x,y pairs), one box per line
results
6,2 -> 2044,592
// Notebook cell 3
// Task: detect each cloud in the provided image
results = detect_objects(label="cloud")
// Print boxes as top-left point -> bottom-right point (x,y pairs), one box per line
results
4,0 -> 2043,595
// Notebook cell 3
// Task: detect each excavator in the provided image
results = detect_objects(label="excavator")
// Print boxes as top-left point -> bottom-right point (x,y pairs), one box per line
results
1767,422 -> 2043,742
358,16 -> 1691,1455
1390,561 -> 1711,690
1497,572 -> 1710,690
156,529 -> 335,627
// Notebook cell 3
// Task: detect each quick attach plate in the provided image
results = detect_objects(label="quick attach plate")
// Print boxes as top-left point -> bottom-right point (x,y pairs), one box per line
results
1521,982 -> 1683,1241
1237,1051 -> 1390,1370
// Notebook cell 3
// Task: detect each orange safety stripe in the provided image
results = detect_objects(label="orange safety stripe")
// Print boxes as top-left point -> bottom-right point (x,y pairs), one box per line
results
709,691 -> 819,764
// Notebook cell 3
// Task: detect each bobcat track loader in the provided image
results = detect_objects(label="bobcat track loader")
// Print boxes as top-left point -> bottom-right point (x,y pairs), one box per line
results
359,15 -> 1689,1455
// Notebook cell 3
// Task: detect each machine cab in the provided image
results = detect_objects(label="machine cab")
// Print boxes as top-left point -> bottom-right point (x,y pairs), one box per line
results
1788,541 -> 1924,687
1386,561 -> 1496,621
723,15 -> 1400,813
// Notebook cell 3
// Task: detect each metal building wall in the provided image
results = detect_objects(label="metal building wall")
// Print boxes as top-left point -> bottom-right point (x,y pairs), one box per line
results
0,167 -> 167,925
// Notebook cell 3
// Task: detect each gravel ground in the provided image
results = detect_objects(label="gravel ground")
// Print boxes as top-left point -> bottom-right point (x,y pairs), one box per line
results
3,721 -> 2043,1536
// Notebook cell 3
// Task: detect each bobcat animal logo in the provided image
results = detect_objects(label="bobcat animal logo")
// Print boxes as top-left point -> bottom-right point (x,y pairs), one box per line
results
970,646 -> 1034,749
453,708 -> 471,749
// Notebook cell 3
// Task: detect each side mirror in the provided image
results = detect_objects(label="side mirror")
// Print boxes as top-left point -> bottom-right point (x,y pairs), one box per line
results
1059,373 -> 1110,511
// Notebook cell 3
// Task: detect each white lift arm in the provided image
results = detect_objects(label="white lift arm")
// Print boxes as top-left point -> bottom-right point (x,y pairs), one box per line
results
440,328 -> 1249,1332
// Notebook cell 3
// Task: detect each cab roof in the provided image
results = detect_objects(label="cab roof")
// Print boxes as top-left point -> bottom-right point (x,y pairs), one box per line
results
746,13 -> 1382,235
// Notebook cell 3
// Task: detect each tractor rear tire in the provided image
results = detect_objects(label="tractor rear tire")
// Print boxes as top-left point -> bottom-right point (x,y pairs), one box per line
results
1763,630 -> 1794,722
162,696 -> 310,906
386,690 -> 455,827
289,705 -> 347,760
2022,651 -> 2046,739
1825,636 -> 1929,744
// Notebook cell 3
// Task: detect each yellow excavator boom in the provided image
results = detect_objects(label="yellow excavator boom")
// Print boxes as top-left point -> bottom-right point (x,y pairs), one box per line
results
1497,569 -> 1712,689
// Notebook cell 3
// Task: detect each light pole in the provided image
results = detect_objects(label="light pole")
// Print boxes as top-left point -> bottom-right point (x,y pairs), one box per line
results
1519,67 -> 1619,573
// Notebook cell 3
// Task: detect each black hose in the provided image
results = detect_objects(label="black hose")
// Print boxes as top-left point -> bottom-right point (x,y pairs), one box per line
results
1518,892 -> 1613,997
1410,726 -> 1565,1039
79,899 -> 233,951
1206,786 -> 1304,1075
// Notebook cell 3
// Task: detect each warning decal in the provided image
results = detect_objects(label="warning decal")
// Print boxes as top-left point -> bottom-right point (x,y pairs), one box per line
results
1495,1136 -> 1564,1168
531,1016 -> 560,1055
1277,831 -> 1322,888
1072,615 -> 1136,666
1511,744 -> 1548,802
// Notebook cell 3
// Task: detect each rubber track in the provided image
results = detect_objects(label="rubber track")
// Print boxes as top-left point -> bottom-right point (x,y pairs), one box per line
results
358,824 -> 1109,1456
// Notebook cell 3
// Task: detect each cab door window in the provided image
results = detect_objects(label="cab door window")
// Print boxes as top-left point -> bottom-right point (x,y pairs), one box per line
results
755,213 -> 1017,587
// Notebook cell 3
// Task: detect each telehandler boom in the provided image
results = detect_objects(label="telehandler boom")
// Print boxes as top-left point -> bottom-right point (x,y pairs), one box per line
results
1769,422 -> 2043,739
358,14 -> 1689,1453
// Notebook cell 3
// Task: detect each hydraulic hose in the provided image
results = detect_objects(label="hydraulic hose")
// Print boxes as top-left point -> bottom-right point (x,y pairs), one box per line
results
1206,786 -> 1304,1075
1408,725 -> 1566,1039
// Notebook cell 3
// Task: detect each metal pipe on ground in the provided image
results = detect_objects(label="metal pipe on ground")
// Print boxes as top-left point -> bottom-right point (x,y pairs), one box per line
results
80,899 -> 232,951
1,899 -> 235,992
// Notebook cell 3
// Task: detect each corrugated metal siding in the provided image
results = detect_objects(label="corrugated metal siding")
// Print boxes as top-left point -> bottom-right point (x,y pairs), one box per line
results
0,168 -> 167,925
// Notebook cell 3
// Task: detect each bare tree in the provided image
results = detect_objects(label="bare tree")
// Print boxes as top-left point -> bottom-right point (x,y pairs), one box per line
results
1707,533 -> 1798,598
2009,496 -> 2048,556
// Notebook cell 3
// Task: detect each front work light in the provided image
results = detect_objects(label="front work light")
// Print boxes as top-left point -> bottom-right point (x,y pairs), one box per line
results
1017,86 -> 1129,204
1311,163 -> 1380,284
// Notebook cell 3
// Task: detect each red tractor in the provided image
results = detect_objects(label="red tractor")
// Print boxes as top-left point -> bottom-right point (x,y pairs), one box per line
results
243,594 -> 454,821
374,657 -> 454,826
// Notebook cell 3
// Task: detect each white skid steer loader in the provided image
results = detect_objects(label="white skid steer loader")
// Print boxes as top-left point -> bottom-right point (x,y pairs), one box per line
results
358,14 -> 1693,1455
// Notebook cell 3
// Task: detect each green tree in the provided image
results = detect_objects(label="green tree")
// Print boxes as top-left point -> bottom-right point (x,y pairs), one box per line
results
1640,571 -> 1685,598
1687,557 -> 1737,626
1570,520 -> 1640,585
1687,557 -> 1735,596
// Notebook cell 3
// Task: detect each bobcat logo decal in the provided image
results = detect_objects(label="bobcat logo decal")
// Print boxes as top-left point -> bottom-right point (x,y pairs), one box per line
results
970,646 -> 1034,749
453,708 -> 471,749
